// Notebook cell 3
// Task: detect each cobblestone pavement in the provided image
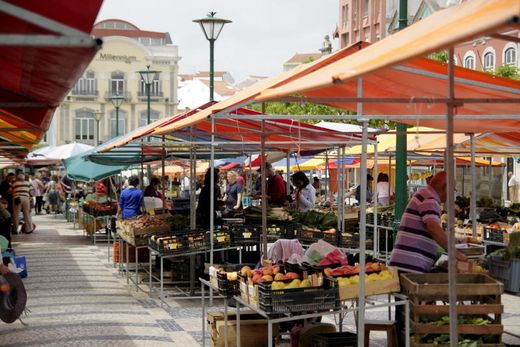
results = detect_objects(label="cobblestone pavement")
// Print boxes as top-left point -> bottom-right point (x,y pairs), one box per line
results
0,214 -> 519,346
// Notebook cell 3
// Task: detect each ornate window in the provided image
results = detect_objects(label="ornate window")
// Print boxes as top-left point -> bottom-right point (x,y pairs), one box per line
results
72,71 -> 96,95
139,110 -> 160,127
110,109 -> 126,138
75,110 -> 96,143
483,51 -> 495,70
504,47 -> 516,66
464,55 -> 475,69
110,71 -> 125,96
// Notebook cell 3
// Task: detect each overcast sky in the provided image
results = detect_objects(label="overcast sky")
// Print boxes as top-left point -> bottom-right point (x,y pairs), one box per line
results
96,0 -> 339,82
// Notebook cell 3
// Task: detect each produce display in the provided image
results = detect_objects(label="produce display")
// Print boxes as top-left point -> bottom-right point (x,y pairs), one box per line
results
118,215 -> 170,246
83,200 -> 118,216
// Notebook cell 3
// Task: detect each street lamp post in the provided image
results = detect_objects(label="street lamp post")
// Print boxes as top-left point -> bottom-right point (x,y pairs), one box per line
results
138,65 -> 160,127
94,111 -> 103,145
193,12 -> 232,101
138,66 -> 160,182
109,95 -> 124,137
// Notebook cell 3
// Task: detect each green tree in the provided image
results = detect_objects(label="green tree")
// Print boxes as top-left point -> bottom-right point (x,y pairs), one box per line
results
429,50 -> 448,63
247,102 -> 395,129
494,65 -> 520,80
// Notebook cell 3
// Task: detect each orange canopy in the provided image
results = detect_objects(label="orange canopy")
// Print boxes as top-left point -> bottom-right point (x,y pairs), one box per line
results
257,0 -> 520,133
152,42 -> 370,136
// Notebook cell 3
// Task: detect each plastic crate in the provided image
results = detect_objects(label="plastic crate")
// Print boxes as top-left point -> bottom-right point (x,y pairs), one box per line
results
149,233 -> 186,255
258,282 -> 338,314
484,227 -> 505,243
312,331 -> 357,347
184,230 -> 206,250
321,230 -> 339,246
338,232 -> 359,249
297,228 -> 323,244
488,256 -> 520,293
230,225 -> 261,245
217,271 -> 240,298
205,230 -> 231,249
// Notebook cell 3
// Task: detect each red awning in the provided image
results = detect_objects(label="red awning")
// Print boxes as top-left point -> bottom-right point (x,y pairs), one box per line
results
0,0 -> 103,159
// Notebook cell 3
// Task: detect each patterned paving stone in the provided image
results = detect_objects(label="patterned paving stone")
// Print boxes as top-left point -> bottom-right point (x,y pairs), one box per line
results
156,319 -> 184,332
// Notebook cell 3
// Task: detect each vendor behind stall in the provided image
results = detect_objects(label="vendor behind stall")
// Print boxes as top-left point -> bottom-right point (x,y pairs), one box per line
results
256,162 -> 286,206
85,181 -> 108,203
196,168 -> 220,228
291,171 -> 316,212
144,177 -> 163,199
223,171 -> 243,214
117,176 -> 143,220
389,171 -> 467,345
390,171 -> 467,273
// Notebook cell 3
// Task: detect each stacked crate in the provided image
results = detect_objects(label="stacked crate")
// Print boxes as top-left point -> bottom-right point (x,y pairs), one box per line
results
400,273 -> 504,347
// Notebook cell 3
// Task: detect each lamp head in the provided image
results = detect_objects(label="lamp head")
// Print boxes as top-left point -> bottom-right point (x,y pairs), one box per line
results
110,95 -> 125,108
138,65 -> 160,85
193,12 -> 232,41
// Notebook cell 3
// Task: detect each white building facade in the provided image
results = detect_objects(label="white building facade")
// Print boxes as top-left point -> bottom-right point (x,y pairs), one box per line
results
46,19 -> 180,146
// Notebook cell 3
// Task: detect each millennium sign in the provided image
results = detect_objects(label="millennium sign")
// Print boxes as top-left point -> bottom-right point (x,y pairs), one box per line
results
99,53 -> 138,64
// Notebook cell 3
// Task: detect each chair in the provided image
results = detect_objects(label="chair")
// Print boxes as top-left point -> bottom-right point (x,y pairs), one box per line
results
364,319 -> 398,347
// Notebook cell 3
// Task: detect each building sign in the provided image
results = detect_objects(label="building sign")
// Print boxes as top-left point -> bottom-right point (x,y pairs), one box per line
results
98,53 -> 138,64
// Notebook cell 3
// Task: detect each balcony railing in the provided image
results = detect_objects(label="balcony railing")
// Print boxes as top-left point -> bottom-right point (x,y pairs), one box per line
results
71,90 -> 98,97
104,91 -> 132,101
137,91 -> 164,99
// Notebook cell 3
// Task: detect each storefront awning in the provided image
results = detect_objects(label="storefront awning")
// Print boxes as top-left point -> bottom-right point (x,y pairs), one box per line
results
257,0 -> 520,133
0,0 -> 103,159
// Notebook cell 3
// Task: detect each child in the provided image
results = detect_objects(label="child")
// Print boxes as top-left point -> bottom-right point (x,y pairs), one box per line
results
0,198 -> 12,248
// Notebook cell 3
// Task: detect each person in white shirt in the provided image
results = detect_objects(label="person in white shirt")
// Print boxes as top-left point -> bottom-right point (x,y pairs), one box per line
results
508,171 -> 519,203
291,171 -> 316,212
376,173 -> 390,206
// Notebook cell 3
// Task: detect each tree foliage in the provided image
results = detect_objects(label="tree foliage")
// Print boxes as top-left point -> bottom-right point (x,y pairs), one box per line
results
429,50 -> 449,63
494,65 -> 520,80
248,102 -> 395,129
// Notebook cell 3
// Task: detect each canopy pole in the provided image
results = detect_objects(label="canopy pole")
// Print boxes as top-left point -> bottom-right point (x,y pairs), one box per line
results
325,151 -> 329,198
341,146 -> 346,232
261,120 -> 268,259
470,133 -> 477,237
373,142 -> 379,257
210,117 -> 215,267
140,140 -> 144,190
337,147 -> 342,232
489,157 -> 493,198
286,152 -> 291,195
357,77 -> 367,347
161,135 -> 166,208
446,47 -> 458,347
190,148 -> 197,229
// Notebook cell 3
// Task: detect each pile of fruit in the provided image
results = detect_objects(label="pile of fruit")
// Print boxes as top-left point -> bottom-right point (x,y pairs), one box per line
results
324,262 -> 393,286
239,265 -> 301,284
127,215 -> 168,229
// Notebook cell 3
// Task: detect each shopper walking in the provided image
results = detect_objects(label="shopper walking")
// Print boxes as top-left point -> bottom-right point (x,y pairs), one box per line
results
12,174 -> 35,234
32,173 -> 45,214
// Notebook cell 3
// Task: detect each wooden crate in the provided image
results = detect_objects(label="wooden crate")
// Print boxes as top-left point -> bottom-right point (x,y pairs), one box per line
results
207,311 -> 279,347
333,266 -> 400,300
401,273 -> 504,346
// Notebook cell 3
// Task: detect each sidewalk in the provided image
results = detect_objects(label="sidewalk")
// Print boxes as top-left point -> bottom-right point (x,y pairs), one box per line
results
0,214 -> 518,346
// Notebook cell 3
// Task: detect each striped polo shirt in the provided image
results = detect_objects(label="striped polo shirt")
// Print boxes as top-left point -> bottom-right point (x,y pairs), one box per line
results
13,180 -> 32,198
389,185 -> 441,273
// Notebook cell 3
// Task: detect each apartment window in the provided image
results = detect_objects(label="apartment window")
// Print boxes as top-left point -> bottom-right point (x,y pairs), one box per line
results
364,0 -> 369,17
140,110 -> 160,127
342,5 -> 349,27
110,110 -> 126,138
139,37 -> 151,45
464,55 -> 475,69
139,74 -> 161,96
483,52 -> 495,70
151,38 -> 163,46
75,110 -> 95,142
73,71 -> 96,95
110,71 -> 125,96
504,47 -> 516,66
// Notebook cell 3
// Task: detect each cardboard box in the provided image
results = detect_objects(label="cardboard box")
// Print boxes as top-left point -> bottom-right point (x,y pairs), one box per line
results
208,311 -> 278,347
336,266 -> 400,300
